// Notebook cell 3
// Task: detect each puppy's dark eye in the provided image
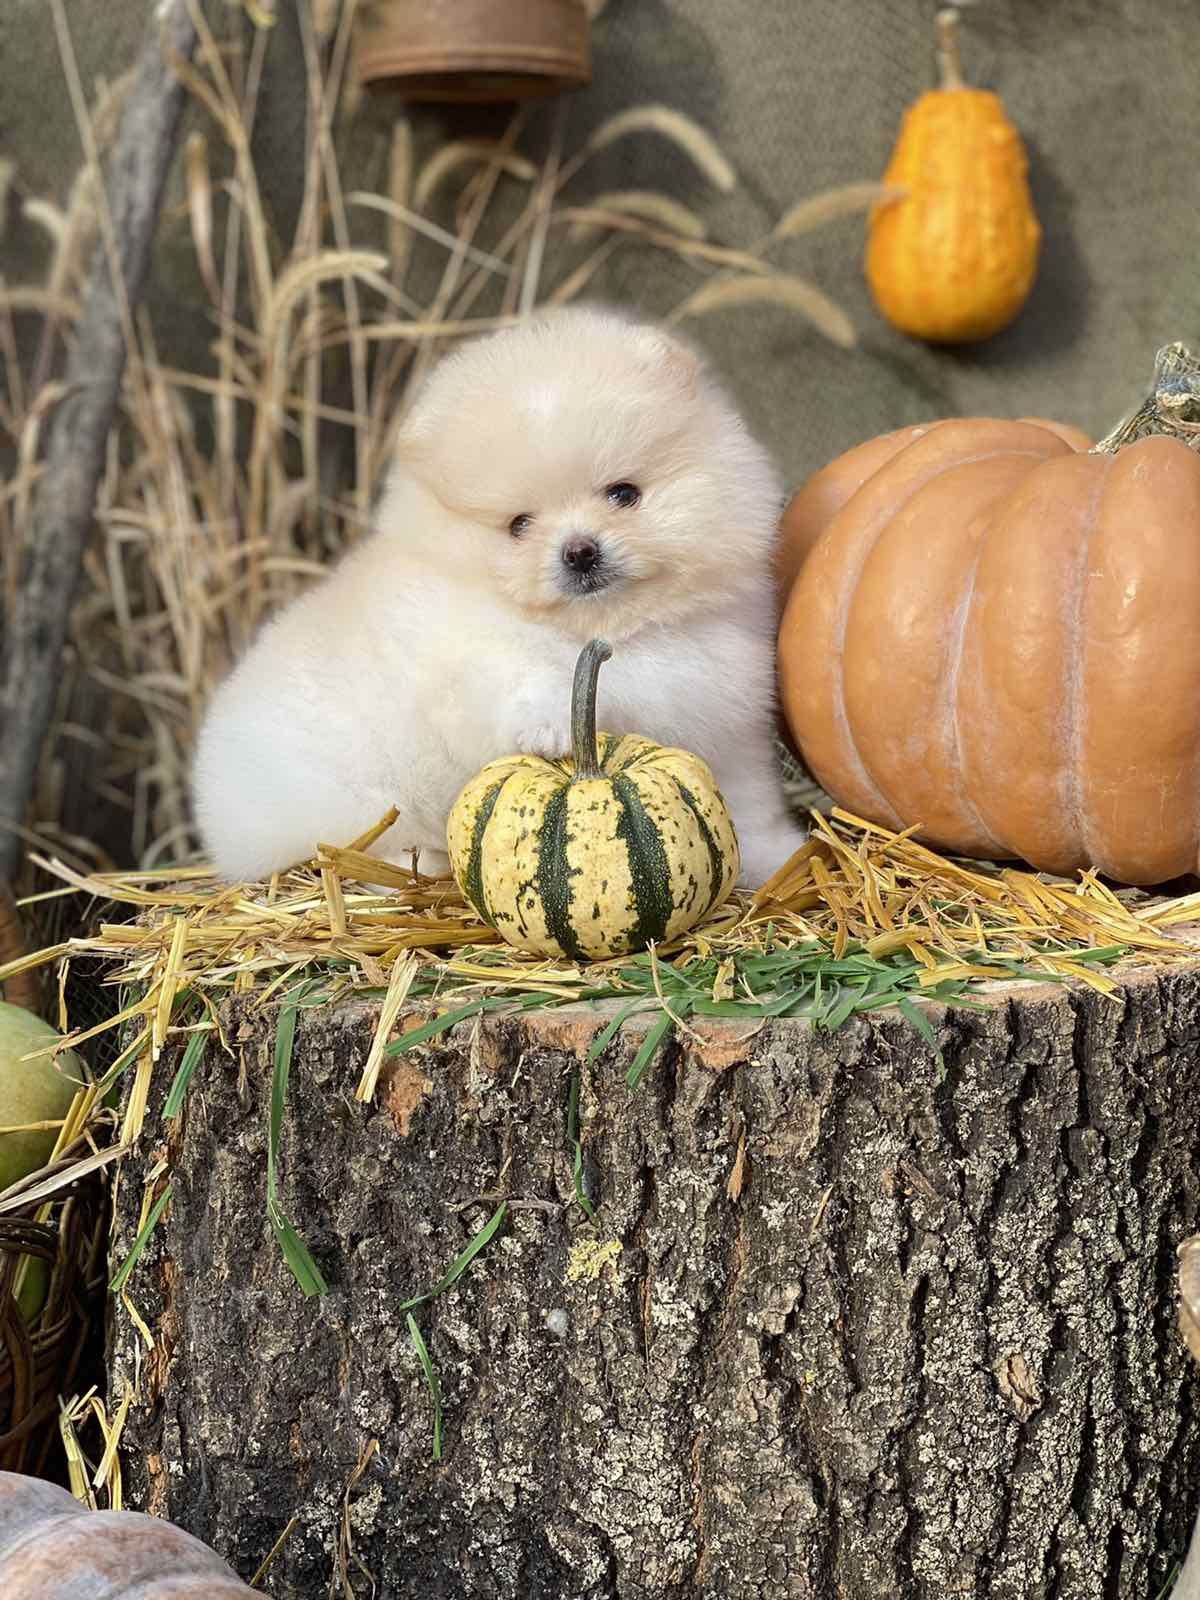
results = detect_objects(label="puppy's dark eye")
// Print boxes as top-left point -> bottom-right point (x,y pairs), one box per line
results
509,513 -> 532,537
605,481 -> 641,509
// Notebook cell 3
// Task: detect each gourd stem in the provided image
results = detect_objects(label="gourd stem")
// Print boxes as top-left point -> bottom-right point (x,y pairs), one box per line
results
1092,343 -> 1200,456
936,8 -> 965,90
571,639 -> 613,780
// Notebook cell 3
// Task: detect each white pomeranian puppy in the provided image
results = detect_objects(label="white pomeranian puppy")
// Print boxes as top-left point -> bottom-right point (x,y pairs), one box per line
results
192,306 -> 806,886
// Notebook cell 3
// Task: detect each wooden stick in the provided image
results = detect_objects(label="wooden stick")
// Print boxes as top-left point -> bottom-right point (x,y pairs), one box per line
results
0,0 -> 201,883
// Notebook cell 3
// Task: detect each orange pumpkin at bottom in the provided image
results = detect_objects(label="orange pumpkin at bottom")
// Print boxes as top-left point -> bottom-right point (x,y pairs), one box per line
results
0,1469 -> 255,1597
777,346 -> 1200,886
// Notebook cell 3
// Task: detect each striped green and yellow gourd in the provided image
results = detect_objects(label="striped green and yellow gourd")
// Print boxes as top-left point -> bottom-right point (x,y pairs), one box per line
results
446,639 -> 739,960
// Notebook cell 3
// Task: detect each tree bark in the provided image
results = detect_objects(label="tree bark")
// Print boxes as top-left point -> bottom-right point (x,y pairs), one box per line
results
107,967 -> 1200,1599
0,0 -> 198,883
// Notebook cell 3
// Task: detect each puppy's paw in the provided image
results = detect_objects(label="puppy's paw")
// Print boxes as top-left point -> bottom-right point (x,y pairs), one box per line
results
507,666 -> 589,761
736,821 -> 809,890
511,714 -> 574,762
411,845 -> 451,880
368,827 -> 452,887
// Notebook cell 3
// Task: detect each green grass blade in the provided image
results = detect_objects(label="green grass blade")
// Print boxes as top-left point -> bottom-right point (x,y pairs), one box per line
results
163,1027 -> 211,1120
626,1011 -> 673,1090
406,1313 -> 443,1462
1064,944 -> 1126,965
268,1209 -> 329,1298
267,990 -> 328,1297
820,982 -> 862,1031
398,1200 -> 508,1313
269,999 -> 299,1179
293,982 -> 336,1009
92,1027 -> 154,1099
898,995 -> 943,1069
587,998 -> 646,1062
689,998 -> 761,1018
566,1067 -> 596,1219
109,1183 -> 174,1293
384,997 -> 508,1056
1152,1561 -> 1181,1600
760,986 -> 819,1019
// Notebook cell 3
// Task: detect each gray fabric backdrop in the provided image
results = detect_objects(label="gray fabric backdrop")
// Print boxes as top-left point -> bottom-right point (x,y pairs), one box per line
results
1,0 -> 1196,483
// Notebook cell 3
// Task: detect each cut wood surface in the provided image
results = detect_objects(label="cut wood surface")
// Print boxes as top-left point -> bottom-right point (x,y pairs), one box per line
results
108,966 -> 1200,1598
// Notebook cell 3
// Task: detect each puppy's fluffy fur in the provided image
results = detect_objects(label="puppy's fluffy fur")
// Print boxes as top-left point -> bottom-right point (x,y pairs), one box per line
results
192,306 -> 806,887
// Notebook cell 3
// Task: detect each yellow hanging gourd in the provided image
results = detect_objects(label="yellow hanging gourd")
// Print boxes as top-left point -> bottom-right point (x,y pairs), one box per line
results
865,7 -> 1041,344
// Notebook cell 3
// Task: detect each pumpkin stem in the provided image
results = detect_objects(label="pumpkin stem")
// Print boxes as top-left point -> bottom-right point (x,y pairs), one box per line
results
1092,342 -> 1200,456
936,9 -> 965,91
571,638 -> 613,780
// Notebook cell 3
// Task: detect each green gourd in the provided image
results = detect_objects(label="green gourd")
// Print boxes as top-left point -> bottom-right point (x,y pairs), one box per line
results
447,639 -> 739,960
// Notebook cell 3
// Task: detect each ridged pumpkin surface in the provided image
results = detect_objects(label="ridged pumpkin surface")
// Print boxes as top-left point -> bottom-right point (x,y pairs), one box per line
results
448,732 -> 739,960
774,416 -> 1092,606
778,418 -> 1200,885
866,85 -> 1041,343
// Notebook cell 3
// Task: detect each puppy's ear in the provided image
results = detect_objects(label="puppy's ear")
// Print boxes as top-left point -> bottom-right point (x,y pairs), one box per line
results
393,396 -> 437,467
634,324 -> 703,393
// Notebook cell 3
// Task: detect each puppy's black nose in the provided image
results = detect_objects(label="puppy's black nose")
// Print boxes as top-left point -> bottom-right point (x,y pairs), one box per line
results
561,537 -> 600,573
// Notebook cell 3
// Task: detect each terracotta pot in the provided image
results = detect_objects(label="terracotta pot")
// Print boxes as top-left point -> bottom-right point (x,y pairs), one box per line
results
355,0 -> 591,101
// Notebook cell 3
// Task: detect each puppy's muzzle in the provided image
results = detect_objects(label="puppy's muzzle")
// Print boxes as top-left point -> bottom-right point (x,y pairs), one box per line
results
559,534 -> 612,594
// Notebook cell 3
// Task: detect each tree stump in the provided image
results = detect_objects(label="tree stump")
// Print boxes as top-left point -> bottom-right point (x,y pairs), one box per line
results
107,966 -> 1200,1599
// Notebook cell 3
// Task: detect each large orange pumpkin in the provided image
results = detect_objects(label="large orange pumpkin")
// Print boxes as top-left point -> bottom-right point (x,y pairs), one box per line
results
777,346 -> 1200,886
